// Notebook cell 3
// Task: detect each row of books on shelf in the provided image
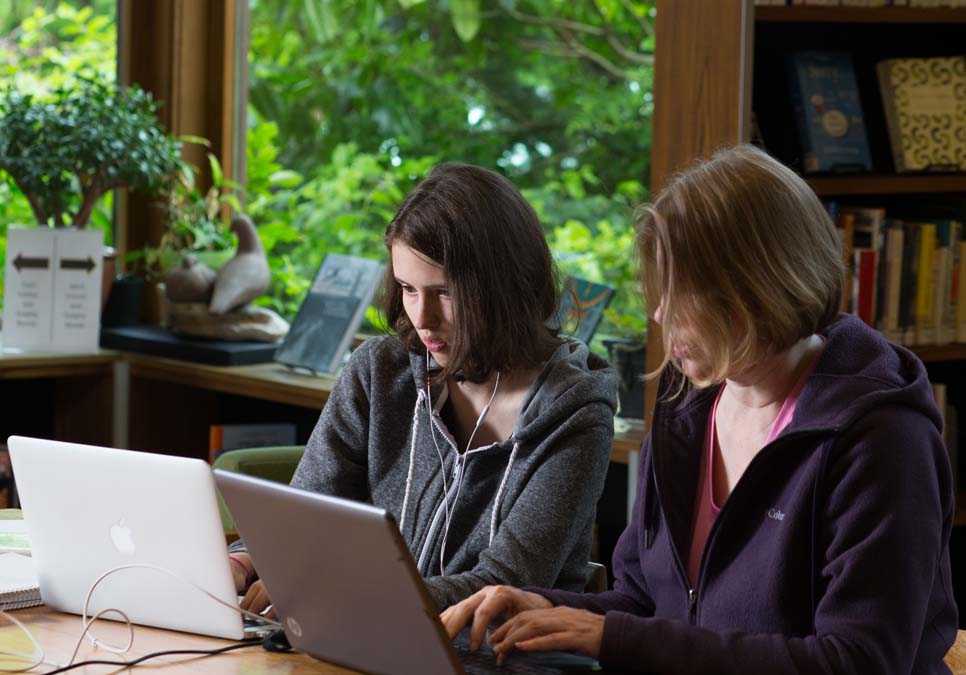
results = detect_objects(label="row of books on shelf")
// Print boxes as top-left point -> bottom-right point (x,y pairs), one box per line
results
784,51 -> 966,174
757,1 -> 966,6
829,203 -> 966,346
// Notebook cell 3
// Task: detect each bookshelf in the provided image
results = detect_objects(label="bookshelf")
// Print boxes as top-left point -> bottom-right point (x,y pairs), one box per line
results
755,6 -> 966,24
649,0 -> 966,520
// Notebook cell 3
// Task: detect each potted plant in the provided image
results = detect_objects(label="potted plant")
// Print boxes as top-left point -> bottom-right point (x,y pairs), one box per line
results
133,151 -> 240,278
0,76 -> 182,229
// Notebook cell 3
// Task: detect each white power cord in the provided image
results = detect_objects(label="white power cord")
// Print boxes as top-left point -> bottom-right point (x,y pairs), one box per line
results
0,562 -> 280,673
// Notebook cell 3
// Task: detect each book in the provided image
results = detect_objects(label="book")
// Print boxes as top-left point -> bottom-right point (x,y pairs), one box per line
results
877,56 -> 966,173
785,51 -> 874,174
209,423 -> 298,463
900,222 -> 922,345
957,240 -> 966,343
916,222 -> 937,344
839,206 -> 886,252
0,552 -> 40,610
853,248 -> 879,327
274,254 -> 385,375
835,211 -> 856,313
555,277 -> 616,345
876,221 -> 904,341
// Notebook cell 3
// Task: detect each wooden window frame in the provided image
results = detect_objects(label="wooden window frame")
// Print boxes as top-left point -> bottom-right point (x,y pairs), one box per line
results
116,0 -> 248,322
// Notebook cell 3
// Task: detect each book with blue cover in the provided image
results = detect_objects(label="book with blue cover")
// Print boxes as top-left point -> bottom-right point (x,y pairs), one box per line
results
786,51 -> 873,174
555,276 -> 615,345
274,254 -> 385,375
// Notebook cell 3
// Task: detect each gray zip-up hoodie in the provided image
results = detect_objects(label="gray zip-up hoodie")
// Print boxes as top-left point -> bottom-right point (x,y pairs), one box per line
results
288,335 -> 618,609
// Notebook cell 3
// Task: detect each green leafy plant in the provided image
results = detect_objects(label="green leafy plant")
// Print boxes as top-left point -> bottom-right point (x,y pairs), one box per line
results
125,150 -> 240,280
0,76 -> 181,228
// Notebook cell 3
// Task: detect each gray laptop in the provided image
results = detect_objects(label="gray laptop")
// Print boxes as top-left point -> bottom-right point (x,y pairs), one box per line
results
7,436 -> 245,640
214,469 -> 603,674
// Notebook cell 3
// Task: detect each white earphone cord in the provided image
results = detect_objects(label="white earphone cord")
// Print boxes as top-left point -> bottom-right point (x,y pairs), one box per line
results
427,359 -> 500,576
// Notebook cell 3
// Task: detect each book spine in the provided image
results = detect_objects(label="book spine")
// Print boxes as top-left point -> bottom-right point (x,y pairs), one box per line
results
876,60 -> 908,173
957,239 -> 966,342
900,223 -> 922,346
837,213 -> 856,313
916,224 -> 937,344
785,56 -> 817,173
853,249 -> 878,327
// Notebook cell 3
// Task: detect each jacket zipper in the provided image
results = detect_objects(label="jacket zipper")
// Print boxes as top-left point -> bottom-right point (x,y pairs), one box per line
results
651,397 -> 829,627
648,448 -> 697,623
688,428 -> 830,625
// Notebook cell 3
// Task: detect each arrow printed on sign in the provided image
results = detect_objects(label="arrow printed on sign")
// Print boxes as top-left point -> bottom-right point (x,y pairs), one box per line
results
60,257 -> 96,273
13,254 -> 50,272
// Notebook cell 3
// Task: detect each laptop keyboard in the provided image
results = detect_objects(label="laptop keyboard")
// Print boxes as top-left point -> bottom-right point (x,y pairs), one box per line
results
452,631 -> 601,674
458,646 -> 578,674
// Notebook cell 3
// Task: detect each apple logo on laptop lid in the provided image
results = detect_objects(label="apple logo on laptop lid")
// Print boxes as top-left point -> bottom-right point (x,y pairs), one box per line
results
109,518 -> 136,555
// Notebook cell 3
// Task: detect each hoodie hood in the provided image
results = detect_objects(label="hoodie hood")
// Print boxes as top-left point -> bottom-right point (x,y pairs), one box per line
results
408,339 -> 619,446
790,313 -> 943,436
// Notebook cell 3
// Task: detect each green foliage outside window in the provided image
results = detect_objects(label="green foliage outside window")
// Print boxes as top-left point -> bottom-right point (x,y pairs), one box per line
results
247,0 -> 654,345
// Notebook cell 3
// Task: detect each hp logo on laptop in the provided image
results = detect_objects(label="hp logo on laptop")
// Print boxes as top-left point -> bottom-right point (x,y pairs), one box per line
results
286,617 -> 303,637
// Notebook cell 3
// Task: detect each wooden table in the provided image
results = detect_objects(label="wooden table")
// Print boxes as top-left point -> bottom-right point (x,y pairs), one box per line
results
0,606 -> 360,674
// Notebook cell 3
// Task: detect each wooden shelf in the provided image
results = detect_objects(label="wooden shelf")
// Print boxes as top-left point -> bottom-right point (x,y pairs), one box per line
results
0,349 -> 119,380
908,343 -> 966,364
805,174 -> 966,197
755,6 -> 966,24
124,353 -> 337,410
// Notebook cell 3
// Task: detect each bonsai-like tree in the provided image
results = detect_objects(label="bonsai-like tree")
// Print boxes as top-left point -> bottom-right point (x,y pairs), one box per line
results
0,77 -> 182,228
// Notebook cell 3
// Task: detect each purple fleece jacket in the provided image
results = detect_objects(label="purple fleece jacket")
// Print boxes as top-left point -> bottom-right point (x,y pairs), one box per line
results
537,314 -> 958,674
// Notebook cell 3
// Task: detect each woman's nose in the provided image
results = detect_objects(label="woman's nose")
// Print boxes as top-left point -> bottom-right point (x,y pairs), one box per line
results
412,295 -> 438,329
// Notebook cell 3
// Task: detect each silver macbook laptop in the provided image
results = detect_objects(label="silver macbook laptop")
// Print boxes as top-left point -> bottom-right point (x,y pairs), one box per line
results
214,468 -> 602,674
8,436 -> 244,640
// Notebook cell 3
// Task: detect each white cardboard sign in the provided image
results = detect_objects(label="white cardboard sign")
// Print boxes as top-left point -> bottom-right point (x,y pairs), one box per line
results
2,227 -> 103,352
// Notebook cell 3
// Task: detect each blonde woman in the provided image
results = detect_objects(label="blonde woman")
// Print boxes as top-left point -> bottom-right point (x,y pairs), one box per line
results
442,145 -> 958,674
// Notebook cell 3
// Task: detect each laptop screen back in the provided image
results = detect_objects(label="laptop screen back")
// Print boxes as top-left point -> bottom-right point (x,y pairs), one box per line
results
7,436 -> 244,640
214,469 -> 462,675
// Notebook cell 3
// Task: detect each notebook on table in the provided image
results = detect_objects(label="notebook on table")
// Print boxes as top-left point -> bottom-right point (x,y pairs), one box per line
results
6,436 -> 244,640
0,552 -> 40,611
214,469 -> 604,674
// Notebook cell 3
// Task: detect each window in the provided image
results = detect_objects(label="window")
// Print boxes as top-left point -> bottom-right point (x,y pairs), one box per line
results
245,0 -> 654,349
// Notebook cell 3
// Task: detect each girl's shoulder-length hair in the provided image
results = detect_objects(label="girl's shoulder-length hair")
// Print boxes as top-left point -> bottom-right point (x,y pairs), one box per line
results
638,144 -> 843,387
381,162 -> 563,383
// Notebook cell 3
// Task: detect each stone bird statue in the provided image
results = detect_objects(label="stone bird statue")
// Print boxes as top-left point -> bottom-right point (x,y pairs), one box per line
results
209,214 -> 270,314
163,255 -> 216,303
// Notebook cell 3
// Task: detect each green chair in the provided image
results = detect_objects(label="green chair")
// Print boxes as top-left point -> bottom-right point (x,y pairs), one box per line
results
212,445 -> 305,535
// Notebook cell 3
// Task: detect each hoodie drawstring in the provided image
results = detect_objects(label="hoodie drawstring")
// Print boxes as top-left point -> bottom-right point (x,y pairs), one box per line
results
398,388 -> 424,533
489,440 -> 519,546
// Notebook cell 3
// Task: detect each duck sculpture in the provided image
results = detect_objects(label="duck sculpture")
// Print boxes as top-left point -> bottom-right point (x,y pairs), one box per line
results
163,255 -> 216,303
209,214 -> 270,314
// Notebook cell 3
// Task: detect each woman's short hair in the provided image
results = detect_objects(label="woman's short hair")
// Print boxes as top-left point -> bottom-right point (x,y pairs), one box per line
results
382,163 -> 561,383
638,144 -> 843,387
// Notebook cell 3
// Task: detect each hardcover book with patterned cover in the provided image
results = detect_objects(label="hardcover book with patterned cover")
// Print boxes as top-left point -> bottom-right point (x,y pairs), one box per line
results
877,56 -> 966,173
